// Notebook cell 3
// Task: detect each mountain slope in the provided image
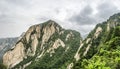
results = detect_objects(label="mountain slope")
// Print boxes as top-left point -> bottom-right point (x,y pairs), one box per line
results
73,13 -> 120,69
3,20 -> 82,69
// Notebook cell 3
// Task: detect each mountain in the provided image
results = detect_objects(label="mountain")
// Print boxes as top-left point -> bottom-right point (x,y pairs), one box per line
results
3,20 -> 82,69
0,37 -> 18,62
2,13 -> 120,69
73,13 -> 120,69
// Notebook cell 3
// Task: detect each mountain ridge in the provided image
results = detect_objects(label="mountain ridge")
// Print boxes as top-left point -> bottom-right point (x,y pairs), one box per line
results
73,13 -> 120,69
1,13 -> 120,69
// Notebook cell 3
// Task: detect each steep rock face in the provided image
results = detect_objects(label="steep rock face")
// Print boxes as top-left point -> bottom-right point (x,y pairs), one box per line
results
73,25 -> 103,62
3,42 -> 25,68
0,38 -> 18,62
3,20 -> 82,69
73,13 -> 120,69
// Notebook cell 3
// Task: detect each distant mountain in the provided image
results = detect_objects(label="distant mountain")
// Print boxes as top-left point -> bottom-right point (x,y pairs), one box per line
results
3,20 -> 82,69
0,37 -> 18,62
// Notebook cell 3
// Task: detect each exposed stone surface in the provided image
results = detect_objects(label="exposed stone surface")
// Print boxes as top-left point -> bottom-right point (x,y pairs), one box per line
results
47,38 -> 65,56
65,32 -> 74,41
83,44 -> 91,56
3,20 -> 59,68
94,27 -> 102,39
3,42 -> 25,68
86,38 -> 91,44
67,63 -> 73,69
0,38 -> 18,61
74,43 -> 83,61
23,61 -> 32,69
3,20 -> 81,69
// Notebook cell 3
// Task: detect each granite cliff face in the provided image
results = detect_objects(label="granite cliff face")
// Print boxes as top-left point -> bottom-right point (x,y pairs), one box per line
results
3,20 -> 82,69
0,38 -> 18,62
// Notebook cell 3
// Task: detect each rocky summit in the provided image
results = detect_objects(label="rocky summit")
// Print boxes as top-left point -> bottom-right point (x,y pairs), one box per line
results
3,20 -> 82,69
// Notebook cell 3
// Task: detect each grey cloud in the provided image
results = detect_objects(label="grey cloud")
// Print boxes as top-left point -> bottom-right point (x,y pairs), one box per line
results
0,13 -> 16,24
69,5 -> 96,25
0,0 -> 120,38
5,0 -> 30,7
80,5 -> 93,15
0,0 -> 19,24
68,0 -> 120,37
97,2 -> 119,19
69,1 -> 120,26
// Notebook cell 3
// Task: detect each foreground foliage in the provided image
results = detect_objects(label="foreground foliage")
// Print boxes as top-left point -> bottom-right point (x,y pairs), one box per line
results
0,63 -> 7,69
73,26 -> 120,69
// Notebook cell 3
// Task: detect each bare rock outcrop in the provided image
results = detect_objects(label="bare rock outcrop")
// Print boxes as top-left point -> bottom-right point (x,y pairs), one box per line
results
3,20 -> 81,69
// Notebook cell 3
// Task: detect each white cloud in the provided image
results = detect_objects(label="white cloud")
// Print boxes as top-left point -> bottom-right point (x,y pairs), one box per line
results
0,0 -> 120,38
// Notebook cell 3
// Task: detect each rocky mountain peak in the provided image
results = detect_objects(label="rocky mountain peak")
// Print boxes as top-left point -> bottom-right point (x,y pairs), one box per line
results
41,20 -> 62,29
3,20 -> 81,69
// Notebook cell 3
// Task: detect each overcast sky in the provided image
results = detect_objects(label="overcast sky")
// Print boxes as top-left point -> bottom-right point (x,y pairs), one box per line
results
0,0 -> 120,38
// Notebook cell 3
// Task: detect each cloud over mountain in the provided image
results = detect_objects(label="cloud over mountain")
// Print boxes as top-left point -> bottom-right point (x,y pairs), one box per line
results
0,0 -> 120,37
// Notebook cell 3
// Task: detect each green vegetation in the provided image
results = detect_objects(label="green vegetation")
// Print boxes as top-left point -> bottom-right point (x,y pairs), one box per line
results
25,30 -> 81,69
12,20 -> 81,69
73,26 -> 120,69
0,63 -> 7,69
4,16 -> 120,69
